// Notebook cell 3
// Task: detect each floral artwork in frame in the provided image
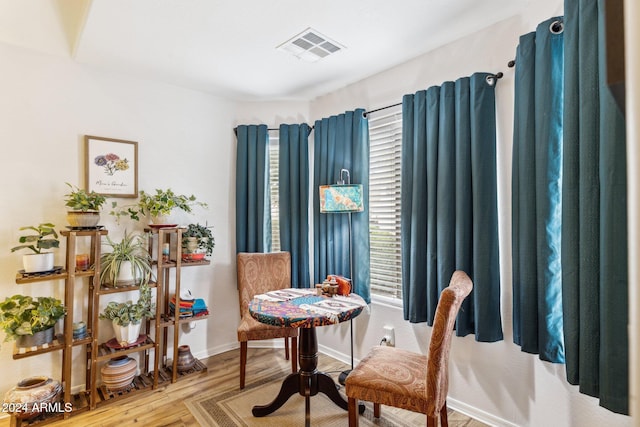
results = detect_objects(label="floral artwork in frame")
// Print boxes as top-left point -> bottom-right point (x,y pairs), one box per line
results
85,135 -> 138,198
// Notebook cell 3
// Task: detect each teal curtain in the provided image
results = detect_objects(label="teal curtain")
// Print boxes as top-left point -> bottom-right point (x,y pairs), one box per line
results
512,18 -> 565,363
235,124 -> 271,253
401,74 -> 502,342
562,0 -> 628,414
313,109 -> 371,303
279,123 -> 311,288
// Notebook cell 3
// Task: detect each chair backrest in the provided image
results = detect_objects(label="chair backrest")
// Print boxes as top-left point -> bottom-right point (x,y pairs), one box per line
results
426,270 -> 473,417
237,252 -> 292,317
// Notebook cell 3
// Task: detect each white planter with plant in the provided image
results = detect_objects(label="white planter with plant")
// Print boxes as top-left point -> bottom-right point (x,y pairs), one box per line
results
11,223 -> 60,273
182,223 -> 215,260
64,183 -> 106,228
110,188 -> 207,224
0,295 -> 66,348
99,282 -> 155,346
100,232 -> 153,288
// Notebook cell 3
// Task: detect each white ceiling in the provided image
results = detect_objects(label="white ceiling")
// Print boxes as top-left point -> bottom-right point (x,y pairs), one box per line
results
0,0 -> 528,101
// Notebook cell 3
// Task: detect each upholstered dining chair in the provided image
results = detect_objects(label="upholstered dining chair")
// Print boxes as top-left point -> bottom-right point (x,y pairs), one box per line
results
237,251 -> 298,389
345,270 -> 473,427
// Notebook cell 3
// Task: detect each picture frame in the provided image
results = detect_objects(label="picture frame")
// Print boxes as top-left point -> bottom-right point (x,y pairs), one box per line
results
85,135 -> 138,198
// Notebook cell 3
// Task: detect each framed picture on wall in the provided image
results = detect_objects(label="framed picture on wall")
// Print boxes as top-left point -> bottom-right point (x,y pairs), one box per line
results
85,135 -> 138,198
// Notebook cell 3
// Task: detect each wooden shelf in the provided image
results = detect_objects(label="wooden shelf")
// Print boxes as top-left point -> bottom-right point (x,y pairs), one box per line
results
95,336 -> 156,361
96,281 -> 158,295
15,270 -> 67,285
13,334 -> 65,359
93,373 -> 155,408
156,358 -> 208,382
157,313 -> 209,328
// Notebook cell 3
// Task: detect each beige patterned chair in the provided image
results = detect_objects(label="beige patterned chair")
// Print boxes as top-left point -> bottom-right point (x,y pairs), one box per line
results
237,252 -> 298,389
345,270 -> 473,426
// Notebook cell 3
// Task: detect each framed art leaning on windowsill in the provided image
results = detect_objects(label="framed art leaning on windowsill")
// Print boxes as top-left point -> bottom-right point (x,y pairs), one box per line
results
84,135 -> 138,198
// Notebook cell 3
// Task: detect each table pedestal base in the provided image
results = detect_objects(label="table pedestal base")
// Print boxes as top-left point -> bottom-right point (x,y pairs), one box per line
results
252,326 -> 365,426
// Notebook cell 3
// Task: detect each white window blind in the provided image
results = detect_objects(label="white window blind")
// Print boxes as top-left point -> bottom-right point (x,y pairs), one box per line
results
368,107 -> 403,299
269,137 -> 281,252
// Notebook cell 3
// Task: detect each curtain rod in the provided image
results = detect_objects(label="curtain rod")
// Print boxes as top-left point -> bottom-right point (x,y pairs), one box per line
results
234,71 -> 504,133
233,125 -> 313,135
362,71 -> 504,117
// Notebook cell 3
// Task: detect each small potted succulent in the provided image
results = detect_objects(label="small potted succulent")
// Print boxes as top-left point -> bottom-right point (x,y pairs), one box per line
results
181,223 -> 215,261
99,282 -> 155,346
0,295 -> 66,347
110,188 -> 208,225
99,232 -> 153,288
64,183 -> 106,228
11,223 -> 60,273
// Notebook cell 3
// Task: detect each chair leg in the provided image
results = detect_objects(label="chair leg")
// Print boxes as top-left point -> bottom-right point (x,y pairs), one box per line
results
240,341 -> 247,389
373,403 -> 381,418
427,414 -> 436,427
291,336 -> 298,372
348,397 -> 360,427
284,336 -> 290,360
440,401 -> 449,427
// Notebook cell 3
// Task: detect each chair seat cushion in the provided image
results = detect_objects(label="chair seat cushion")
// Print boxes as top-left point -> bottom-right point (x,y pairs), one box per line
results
237,314 -> 298,342
345,345 -> 427,414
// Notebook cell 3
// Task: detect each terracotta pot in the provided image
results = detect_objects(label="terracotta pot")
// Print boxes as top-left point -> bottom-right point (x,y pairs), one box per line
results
182,252 -> 205,261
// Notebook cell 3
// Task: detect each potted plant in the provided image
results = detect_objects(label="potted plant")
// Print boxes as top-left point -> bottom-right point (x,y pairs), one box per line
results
99,232 -> 153,288
110,188 -> 208,224
64,182 -> 106,228
182,223 -> 215,261
11,223 -> 60,273
0,295 -> 66,348
99,282 -> 155,346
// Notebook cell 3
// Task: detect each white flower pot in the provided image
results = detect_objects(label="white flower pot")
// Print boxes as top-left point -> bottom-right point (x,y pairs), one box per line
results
22,253 -> 54,273
150,214 -> 171,225
116,260 -> 134,284
112,321 -> 141,346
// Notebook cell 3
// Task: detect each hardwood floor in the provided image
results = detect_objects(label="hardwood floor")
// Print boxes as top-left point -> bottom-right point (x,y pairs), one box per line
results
0,348 -> 488,426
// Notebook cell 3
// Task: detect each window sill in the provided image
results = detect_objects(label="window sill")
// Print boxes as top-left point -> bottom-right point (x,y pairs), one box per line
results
371,294 -> 403,310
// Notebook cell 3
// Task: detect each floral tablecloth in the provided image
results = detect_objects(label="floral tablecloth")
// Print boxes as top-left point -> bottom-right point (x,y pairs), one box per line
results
249,292 -> 367,328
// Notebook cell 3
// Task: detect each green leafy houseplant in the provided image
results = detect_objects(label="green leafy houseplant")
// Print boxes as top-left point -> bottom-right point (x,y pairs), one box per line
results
182,223 -> 215,256
99,282 -> 155,327
64,183 -> 106,212
11,223 -> 60,255
100,232 -> 154,288
0,295 -> 66,343
110,188 -> 208,222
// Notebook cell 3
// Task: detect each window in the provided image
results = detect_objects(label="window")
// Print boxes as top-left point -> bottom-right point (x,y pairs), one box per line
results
368,107 -> 403,299
269,136 -> 281,252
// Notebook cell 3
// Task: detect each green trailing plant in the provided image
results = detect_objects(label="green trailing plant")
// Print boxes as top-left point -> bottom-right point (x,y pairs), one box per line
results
11,223 -> 60,254
110,188 -> 208,222
99,232 -> 154,287
64,182 -> 106,211
0,295 -> 66,343
182,223 -> 215,256
99,282 -> 155,326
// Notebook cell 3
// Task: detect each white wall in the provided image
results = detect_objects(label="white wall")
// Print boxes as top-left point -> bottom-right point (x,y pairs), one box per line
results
308,1 -> 632,426
0,41 -> 241,396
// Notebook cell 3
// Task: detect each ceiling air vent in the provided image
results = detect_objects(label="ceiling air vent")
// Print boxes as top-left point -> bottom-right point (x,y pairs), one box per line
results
277,27 -> 345,62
